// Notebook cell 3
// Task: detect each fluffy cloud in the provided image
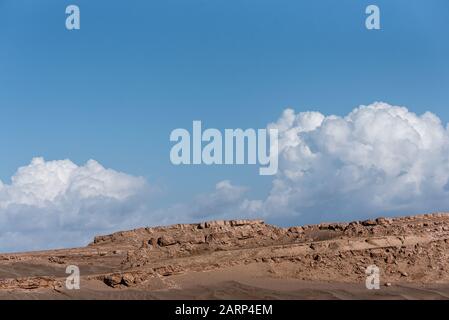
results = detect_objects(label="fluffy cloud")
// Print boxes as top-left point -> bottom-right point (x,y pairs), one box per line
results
158,102 -> 449,226
0,159 -> 258,252
2,102 -> 449,252
0,158 -> 150,252
260,102 -> 449,223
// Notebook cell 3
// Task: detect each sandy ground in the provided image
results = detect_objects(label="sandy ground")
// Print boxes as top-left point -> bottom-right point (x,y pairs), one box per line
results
1,263 -> 449,300
2,214 -> 449,299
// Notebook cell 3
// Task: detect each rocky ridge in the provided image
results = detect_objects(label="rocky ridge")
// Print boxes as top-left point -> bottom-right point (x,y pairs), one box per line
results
1,213 -> 449,292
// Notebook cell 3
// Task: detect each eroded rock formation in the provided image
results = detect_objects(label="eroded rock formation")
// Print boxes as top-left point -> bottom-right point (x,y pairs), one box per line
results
2,213 -> 449,297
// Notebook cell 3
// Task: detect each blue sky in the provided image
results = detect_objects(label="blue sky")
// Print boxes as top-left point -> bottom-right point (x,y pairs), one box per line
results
0,0 -> 449,246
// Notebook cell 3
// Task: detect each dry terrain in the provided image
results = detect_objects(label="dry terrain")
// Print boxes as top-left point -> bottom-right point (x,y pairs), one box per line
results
2,213 -> 449,299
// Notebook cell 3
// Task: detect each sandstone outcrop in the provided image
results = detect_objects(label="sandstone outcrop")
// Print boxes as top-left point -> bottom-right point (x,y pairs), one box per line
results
2,213 -> 449,295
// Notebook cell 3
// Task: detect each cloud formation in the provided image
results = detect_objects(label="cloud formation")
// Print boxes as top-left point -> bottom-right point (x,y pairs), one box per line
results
2,102 -> 449,252
0,158 -> 149,252
154,102 -> 449,226
261,102 -> 449,223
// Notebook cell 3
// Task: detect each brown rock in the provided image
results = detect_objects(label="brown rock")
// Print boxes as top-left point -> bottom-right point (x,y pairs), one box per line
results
148,238 -> 158,247
362,219 -> 377,226
121,273 -> 135,286
104,274 -> 123,288
157,235 -> 177,246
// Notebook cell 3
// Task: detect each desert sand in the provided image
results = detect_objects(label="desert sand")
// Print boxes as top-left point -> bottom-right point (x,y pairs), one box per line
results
2,213 -> 449,299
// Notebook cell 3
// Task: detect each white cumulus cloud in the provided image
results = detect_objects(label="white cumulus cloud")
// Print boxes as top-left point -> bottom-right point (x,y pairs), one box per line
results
0,158 -> 150,252
2,102 -> 449,252
260,102 -> 449,223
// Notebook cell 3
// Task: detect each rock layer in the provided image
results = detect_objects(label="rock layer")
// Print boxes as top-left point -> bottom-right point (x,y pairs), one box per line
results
1,213 -> 449,296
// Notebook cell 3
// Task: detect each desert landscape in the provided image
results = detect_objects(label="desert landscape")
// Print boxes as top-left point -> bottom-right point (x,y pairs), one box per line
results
2,213 -> 449,300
